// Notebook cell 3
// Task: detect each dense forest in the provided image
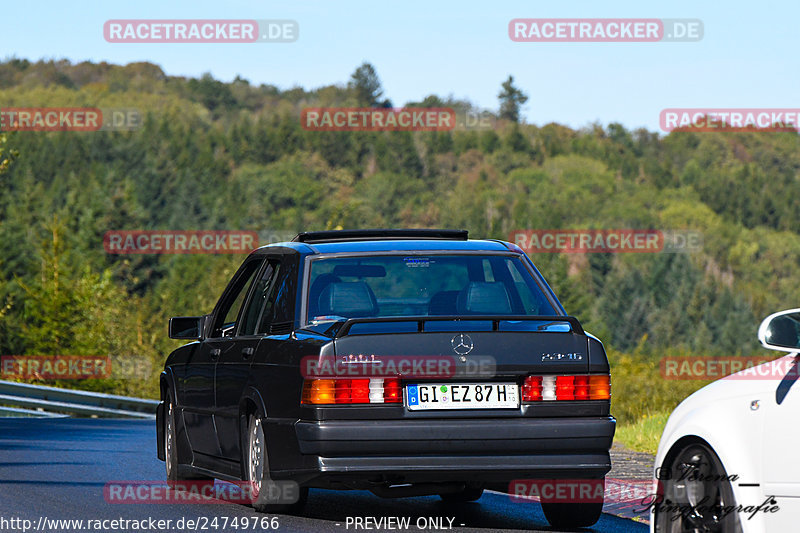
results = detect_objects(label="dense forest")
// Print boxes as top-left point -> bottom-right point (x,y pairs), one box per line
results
1,58 -> 798,424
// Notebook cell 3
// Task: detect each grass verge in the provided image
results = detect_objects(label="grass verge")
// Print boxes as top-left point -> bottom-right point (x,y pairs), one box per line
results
609,348 -> 710,455
615,411 -> 671,455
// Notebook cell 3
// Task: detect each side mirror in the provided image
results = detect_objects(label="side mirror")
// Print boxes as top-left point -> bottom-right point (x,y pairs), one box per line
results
169,316 -> 206,340
758,309 -> 800,353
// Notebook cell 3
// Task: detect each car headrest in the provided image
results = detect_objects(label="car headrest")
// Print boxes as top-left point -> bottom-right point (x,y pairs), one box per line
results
456,282 -> 512,314
428,290 -> 459,315
318,281 -> 378,317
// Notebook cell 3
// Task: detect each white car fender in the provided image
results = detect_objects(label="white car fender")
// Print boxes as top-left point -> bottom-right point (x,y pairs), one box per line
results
651,379 -> 767,533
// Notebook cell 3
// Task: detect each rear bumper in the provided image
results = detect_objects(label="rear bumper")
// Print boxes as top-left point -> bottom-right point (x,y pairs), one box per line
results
291,416 -> 615,485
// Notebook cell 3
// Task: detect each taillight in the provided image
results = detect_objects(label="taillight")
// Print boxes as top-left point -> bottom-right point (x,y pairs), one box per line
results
302,378 -> 402,405
383,379 -> 401,403
521,374 -> 610,402
556,376 -> 575,400
574,375 -> 590,400
521,376 -> 542,402
588,375 -> 611,400
301,379 -> 335,404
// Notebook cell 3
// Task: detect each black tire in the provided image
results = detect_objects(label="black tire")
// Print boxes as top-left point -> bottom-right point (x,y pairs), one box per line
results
246,414 -> 308,514
541,501 -> 604,529
439,487 -> 484,503
164,393 -> 211,485
654,442 -> 743,533
540,477 -> 604,529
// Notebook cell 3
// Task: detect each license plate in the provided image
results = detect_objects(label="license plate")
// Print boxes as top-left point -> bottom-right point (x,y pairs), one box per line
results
406,383 -> 519,410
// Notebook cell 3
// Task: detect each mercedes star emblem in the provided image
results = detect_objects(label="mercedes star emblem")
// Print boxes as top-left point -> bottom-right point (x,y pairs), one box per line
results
451,333 -> 474,357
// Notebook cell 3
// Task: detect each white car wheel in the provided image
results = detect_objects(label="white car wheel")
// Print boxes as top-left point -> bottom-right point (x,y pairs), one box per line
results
655,442 -> 742,533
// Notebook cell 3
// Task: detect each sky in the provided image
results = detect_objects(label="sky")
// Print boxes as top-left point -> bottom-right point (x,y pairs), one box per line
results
3,0 -> 798,132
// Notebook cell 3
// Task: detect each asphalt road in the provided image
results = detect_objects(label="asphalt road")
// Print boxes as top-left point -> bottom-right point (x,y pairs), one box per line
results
0,418 -> 648,533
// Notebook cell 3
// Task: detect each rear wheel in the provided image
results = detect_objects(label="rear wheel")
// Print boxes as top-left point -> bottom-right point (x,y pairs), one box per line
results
654,442 -> 742,533
246,414 -> 308,514
540,478 -> 604,529
541,501 -> 604,529
439,487 -> 484,503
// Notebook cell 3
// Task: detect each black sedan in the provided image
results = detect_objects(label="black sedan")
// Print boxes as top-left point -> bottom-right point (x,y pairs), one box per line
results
156,229 -> 615,528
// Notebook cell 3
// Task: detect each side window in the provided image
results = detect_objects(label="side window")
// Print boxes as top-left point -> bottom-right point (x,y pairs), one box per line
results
504,258 -> 554,315
212,259 -> 263,338
257,261 -> 295,334
239,260 -> 281,336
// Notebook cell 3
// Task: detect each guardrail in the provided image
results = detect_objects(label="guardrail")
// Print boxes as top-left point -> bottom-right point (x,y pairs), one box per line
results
0,380 -> 158,419
0,406 -> 68,418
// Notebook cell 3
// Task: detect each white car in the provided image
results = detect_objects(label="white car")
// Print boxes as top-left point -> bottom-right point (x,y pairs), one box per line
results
651,309 -> 800,533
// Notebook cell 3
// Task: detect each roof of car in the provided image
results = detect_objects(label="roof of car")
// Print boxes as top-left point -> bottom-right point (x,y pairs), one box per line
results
254,238 -> 515,255
249,229 -> 520,255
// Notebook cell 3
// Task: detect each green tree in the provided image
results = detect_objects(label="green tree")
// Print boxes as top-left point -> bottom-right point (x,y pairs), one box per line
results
498,75 -> 528,123
348,62 -> 390,107
186,72 -> 238,113
0,132 -> 18,335
0,132 -> 18,175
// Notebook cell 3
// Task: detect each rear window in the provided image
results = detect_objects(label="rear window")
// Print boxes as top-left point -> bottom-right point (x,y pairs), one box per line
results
306,254 -> 556,321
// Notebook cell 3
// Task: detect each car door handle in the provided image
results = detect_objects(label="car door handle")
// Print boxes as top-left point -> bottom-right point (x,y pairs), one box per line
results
241,347 -> 254,358
210,348 -> 221,360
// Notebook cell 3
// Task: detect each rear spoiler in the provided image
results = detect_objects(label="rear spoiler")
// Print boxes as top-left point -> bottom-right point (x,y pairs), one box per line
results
334,315 -> 585,338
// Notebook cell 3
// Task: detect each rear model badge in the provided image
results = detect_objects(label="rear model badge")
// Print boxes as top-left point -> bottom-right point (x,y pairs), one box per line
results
541,352 -> 584,362
451,334 -> 474,357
